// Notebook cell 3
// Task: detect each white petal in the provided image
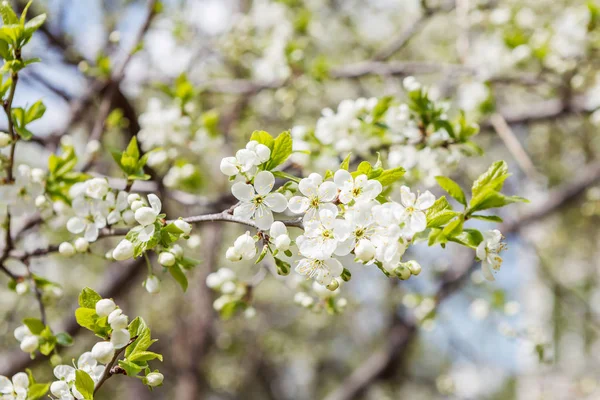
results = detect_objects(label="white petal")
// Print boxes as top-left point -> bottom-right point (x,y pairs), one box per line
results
54,365 -> 76,381
231,182 -> 255,202
324,258 -> 343,277
362,180 -> 383,200
254,171 -> 275,195
400,185 -> 416,207
481,262 -> 496,281
220,157 -> 239,176
138,224 -> 156,242
334,237 -> 355,256
333,169 -> 353,188
318,181 -> 338,202
299,178 -> 318,197
416,191 -> 435,210
107,210 -> 121,225
264,193 -> 288,212
288,196 -> 310,214
84,224 -> 99,242
11,373 -> 29,391
233,202 -> 256,219
66,217 -> 85,234
254,206 -> 274,230
318,202 -> 339,216
408,211 -> 426,233
148,194 -> 162,214
0,376 -> 13,394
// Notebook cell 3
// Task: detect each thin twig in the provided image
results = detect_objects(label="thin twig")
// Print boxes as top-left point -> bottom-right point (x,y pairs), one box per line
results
93,335 -> 139,394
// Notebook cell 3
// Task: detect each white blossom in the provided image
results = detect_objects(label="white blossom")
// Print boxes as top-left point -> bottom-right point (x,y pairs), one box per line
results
220,140 -> 271,177
476,230 -> 506,281
288,173 -> 337,222
146,372 -> 164,387
295,256 -> 344,286
91,341 -> 115,364
231,171 -> 287,230
397,186 -> 435,235
269,221 -> 291,251
95,299 -> 116,317
0,372 -> 30,400
144,275 -> 161,294
113,239 -> 134,261
334,169 -> 383,205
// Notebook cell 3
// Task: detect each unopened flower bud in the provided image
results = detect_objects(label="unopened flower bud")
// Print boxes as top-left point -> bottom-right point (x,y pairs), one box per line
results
111,328 -> 131,349
221,281 -> 236,294
0,132 -> 10,147
244,307 -> 256,319
146,372 -> 164,387
135,207 -> 157,226
15,282 -> 29,295
91,341 -> 115,364
170,244 -> 183,258
122,209 -> 136,225
130,200 -> 145,211
274,235 -> 291,251
34,195 -> 47,208
394,265 -> 412,280
108,309 -> 128,330
226,246 -> 242,262
174,219 -> 192,235
404,260 -> 422,276
31,168 -> 45,183
58,242 -> 76,257
187,234 -> 202,248
354,239 -> 376,262
86,140 -> 101,154
95,298 -> 116,317
326,279 -> 340,291
113,239 -> 134,261
158,252 -> 176,267
127,193 -> 141,205
74,238 -> 89,253
20,335 -> 39,353
144,275 -> 160,294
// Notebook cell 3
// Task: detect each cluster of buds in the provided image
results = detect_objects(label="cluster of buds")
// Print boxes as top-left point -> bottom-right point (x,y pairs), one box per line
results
206,268 -> 255,318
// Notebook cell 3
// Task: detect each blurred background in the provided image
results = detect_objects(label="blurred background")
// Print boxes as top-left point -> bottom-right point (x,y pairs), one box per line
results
1,0 -> 600,399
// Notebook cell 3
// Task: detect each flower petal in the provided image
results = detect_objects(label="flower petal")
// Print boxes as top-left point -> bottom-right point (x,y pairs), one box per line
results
84,224 -> 99,242
148,194 -> 162,214
269,221 -> 287,238
400,185 -> 416,207
264,193 -> 288,212
416,191 -> 435,210
66,217 -> 85,234
288,196 -> 309,214
233,202 -> 256,219
231,182 -> 255,202
299,178 -> 318,197
254,206 -> 274,230
324,257 -> 343,277
254,171 -> 275,195
318,181 -> 338,202
138,224 -> 156,242
408,211 -> 426,233
333,169 -> 352,189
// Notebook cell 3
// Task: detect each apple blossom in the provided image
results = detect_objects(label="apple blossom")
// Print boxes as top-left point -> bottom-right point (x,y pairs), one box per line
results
146,372 -> 164,387
58,242 -> 76,257
334,170 -> 383,205
144,275 -> 161,294
74,237 -> 89,253
108,309 -> 128,330
288,173 -> 337,222
158,251 -> 176,267
476,230 -> 507,281
231,170 -> 287,230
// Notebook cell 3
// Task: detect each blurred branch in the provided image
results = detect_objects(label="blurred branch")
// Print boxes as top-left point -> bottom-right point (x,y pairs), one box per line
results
323,161 -> 600,400
489,113 -> 542,182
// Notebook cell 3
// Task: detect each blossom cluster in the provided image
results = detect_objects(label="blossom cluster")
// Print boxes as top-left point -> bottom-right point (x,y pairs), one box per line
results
290,78 -> 478,188
206,268 -> 256,319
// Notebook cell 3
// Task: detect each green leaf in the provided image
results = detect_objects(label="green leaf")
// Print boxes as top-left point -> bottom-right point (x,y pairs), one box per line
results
427,209 -> 461,228
79,287 -> 102,309
339,153 -> 352,170
24,14 -> 46,35
373,167 -> 405,187
169,264 -> 188,292
75,308 -> 97,332
125,137 -> 140,161
118,359 -> 144,377
128,351 -> 163,363
27,382 -> 50,400
22,318 -> 45,335
25,100 -> 46,123
56,332 -> 73,347
250,130 -> 274,150
470,214 -> 503,223
470,189 -> 528,213
471,161 -> 509,200
265,131 -> 293,170
74,370 -> 95,400
449,229 -> 484,249
274,257 -> 290,276
435,176 -> 466,206
0,2 -> 19,25
442,217 -> 463,238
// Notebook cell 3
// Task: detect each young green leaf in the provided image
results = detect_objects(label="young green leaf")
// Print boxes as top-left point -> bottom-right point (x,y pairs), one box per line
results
435,176 -> 466,206
265,131 -> 292,170
78,287 -> 102,309
75,370 -> 95,400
